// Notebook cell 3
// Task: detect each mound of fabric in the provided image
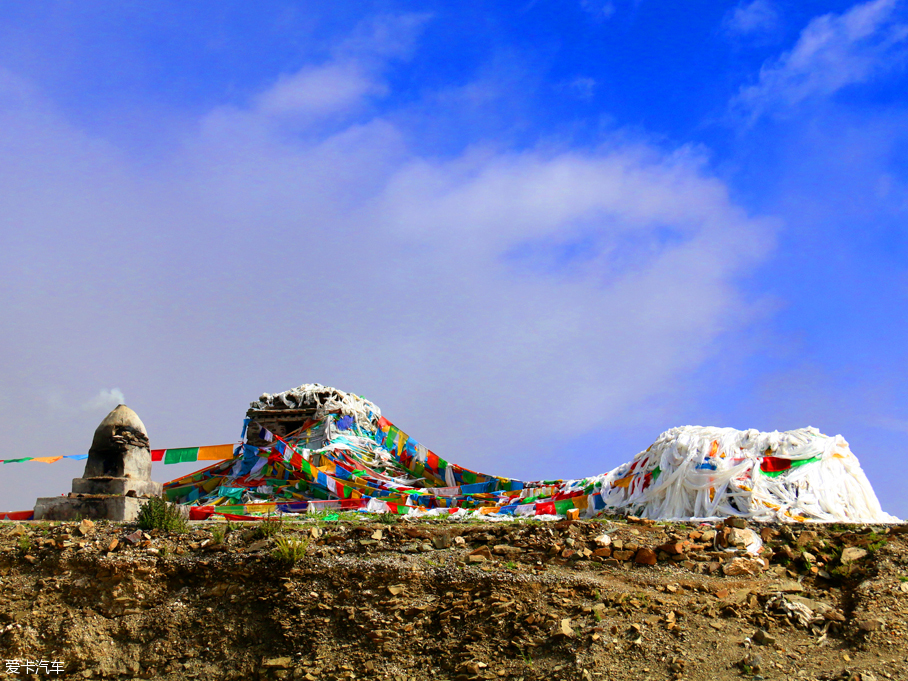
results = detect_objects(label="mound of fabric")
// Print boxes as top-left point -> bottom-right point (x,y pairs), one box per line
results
164,384 -> 896,523
593,426 -> 896,522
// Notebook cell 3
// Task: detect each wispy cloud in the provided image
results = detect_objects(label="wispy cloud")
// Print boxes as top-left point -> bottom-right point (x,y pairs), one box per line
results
232,14 -> 429,124
580,0 -> 617,21
82,388 -> 125,412
256,62 -> 386,118
722,0 -> 781,38
734,0 -> 908,119
560,76 -> 597,100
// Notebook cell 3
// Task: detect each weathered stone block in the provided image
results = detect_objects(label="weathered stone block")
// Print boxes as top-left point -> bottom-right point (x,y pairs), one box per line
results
71,477 -> 162,497
33,495 -> 146,522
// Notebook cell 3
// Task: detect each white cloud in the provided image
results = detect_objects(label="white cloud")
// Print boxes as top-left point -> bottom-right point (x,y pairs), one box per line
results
561,76 -> 597,100
236,14 -> 429,123
131,64 -> 774,466
580,0 -> 616,20
734,0 -> 908,119
0,14 -> 775,492
723,0 -> 780,37
336,13 -> 431,61
256,62 -> 386,118
82,388 -> 125,413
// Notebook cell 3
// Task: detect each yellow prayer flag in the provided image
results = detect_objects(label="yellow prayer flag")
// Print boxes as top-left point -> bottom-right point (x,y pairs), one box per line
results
198,444 -> 235,460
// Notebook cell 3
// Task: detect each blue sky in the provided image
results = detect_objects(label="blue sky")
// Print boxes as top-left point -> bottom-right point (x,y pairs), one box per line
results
0,0 -> 906,516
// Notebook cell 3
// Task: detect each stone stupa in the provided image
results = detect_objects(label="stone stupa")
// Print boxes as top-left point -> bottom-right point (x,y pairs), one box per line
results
34,405 -> 163,521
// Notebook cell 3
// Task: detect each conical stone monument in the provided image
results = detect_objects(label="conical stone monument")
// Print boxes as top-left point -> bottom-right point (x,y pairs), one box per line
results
34,405 -> 163,521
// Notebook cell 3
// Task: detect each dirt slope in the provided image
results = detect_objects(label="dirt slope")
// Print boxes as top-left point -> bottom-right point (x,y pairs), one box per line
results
1,517 -> 907,681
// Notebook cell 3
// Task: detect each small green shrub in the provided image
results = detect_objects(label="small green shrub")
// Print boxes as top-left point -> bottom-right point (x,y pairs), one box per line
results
252,515 -> 284,540
211,525 -> 226,545
17,535 -> 31,554
137,497 -> 188,533
272,535 -> 309,563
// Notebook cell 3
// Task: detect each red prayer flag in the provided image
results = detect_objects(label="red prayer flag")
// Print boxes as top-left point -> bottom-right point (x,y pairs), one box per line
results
189,506 -> 214,520
760,457 -> 792,473
535,501 -> 555,515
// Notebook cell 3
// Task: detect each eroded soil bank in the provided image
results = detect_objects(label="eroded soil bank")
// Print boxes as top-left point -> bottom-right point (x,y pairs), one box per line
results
1,517 -> 907,681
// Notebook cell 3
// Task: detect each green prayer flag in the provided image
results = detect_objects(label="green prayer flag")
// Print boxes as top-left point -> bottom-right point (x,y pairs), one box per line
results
216,487 -> 244,501
164,447 -> 200,464
164,487 -> 183,501
554,499 -> 575,515
386,426 -> 399,447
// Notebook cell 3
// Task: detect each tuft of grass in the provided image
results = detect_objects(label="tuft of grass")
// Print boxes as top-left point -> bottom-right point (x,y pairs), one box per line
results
252,515 -> 284,540
17,535 -> 31,554
831,566 -> 851,580
272,535 -> 310,563
211,525 -> 226,545
867,537 -> 888,553
136,496 -> 188,533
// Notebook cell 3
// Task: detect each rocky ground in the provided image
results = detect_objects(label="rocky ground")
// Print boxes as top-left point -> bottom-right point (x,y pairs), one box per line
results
0,515 -> 907,681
